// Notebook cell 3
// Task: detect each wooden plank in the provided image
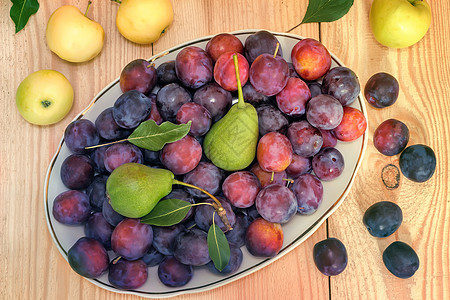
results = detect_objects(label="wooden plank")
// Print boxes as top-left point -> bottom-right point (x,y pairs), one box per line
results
0,1 -> 329,300
320,1 -> 450,299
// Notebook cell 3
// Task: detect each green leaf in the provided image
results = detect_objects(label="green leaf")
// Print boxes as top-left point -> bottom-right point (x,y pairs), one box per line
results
128,120 -> 191,151
207,224 -> 230,272
10,0 -> 40,33
140,199 -> 191,226
301,0 -> 354,24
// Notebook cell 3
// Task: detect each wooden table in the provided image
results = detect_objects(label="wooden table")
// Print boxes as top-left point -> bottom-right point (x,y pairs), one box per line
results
1,1 -> 448,299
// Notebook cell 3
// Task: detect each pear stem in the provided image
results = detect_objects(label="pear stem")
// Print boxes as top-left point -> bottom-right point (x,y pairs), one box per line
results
84,138 -> 128,150
273,43 -> 280,58
233,54 -> 245,109
173,179 -> 232,230
85,1 -> 92,17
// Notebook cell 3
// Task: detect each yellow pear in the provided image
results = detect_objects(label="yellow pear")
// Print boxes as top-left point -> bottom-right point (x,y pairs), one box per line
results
46,5 -> 105,63
116,0 -> 174,44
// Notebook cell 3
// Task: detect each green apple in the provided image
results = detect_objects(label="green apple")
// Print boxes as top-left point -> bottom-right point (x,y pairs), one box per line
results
16,70 -> 74,125
46,5 -> 105,62
370,0 -> 431,48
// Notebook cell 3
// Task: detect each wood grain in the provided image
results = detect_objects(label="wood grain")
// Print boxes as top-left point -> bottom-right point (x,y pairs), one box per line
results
0,1 -> 326,300
1,0 -> 448,299
321,0 -> 450,299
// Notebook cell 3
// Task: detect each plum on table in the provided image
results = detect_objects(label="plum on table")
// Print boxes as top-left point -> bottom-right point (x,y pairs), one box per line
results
383,241 -> 419,279
313,238 -> 348,276
399,144 -> 436,182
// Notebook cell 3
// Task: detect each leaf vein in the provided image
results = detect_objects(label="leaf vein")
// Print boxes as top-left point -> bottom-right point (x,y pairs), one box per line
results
129,128 -> 183,140
303,0 -> 334,23
144,205 -> 189,220
213,224 -> 222,262
18,0 -> 28,25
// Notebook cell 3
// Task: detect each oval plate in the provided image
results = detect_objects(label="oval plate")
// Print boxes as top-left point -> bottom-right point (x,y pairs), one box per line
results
44,29 -> 368,298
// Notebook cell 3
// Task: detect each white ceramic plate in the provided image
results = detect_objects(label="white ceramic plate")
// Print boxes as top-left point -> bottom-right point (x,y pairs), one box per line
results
44,29 -> 368,298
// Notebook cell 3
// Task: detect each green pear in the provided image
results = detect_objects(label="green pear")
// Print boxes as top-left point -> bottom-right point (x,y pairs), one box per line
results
106,163 -> 174,218
203,55 -> 258,171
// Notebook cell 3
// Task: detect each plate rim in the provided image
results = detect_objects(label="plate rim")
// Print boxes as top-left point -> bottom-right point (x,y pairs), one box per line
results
44,28 -> 368,298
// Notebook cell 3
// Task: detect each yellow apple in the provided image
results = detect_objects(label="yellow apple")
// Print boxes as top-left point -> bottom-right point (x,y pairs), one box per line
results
46,5 -> 105,63
116,0 -> 174,44
370,0 -> 431,48
16,70 -> 74,125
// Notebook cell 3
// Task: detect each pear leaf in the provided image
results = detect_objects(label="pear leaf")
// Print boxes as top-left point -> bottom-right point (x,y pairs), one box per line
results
128,120 -> 191,151
140,199 -> 192,226
301,0 -> 354,24
207,224 -> 230,272
10,0 -> 40,33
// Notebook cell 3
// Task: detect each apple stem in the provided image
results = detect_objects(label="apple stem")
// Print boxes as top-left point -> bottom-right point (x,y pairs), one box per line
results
273,43 -> 280,58
233,54 -> 245,109
85,1 -> 92,17
111,0 -> 122,4
172,179 -> 233,230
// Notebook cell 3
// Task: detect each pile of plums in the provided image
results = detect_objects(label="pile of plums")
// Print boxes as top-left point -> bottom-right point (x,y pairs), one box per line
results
51,30 -> 368,290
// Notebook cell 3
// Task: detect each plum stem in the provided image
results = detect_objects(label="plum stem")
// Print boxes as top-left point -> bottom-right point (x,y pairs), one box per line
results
112,256 -> 122,264
85,1 -> 92,17
270,171 -> 275,183
233,54 -> 245,109
146,51 -> 169,68
282,178 -> 294,188
149,51 -> 170,63
173,179 -> 233,230
273,43 -> 280,58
